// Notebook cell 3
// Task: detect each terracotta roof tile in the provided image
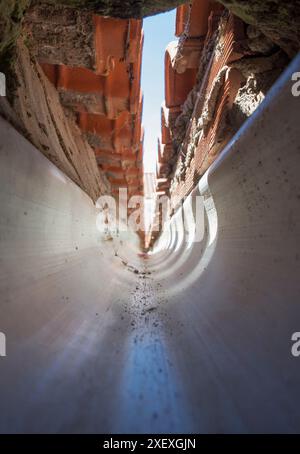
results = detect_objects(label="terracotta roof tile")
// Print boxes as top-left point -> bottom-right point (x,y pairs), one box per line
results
38,12 -> 144,199
176,0 -> 213,38
165,45 -> 197,108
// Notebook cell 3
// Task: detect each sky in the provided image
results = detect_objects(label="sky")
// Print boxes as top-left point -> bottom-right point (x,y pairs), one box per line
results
141,10 -> 177,173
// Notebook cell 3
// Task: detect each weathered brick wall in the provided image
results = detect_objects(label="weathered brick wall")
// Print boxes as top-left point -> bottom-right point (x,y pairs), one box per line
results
147,0 -> 292,249
158,3 -> 289,212
0,39 -> 110,202
1,3 -> 146,203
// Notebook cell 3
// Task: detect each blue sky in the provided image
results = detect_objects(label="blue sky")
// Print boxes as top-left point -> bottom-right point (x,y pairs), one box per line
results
141,10 -> 177,172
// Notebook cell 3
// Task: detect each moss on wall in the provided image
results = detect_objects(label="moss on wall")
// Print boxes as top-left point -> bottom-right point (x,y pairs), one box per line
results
0,0 -> 31,59
0,0 -> 30,56
0,0 -> 31,95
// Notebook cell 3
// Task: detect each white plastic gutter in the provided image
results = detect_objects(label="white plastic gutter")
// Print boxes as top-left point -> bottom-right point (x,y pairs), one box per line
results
0,55 -> 300,433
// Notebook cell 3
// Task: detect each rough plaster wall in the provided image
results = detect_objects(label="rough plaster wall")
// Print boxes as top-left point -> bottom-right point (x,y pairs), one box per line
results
169,23 -> 290,209
40,0 -> 186,18
1,0 -> 300,67
24,4 -> 95,68
217,0 -> 300,58
0,0 -> 185,92
228,50 -> 288,130
0,40 -> 110,202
